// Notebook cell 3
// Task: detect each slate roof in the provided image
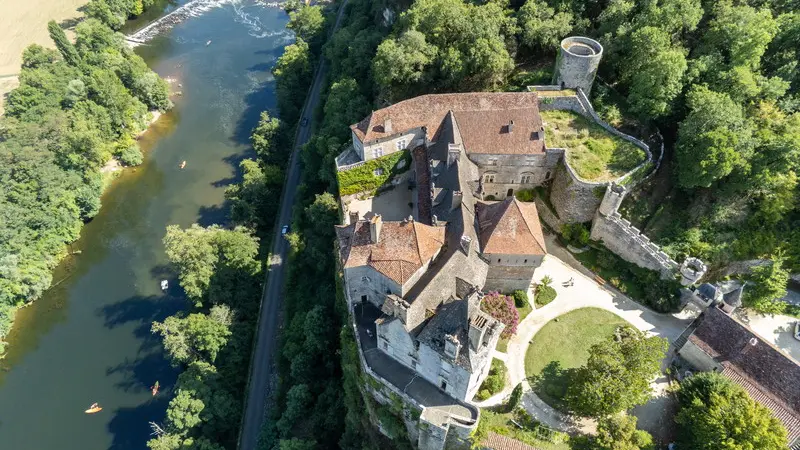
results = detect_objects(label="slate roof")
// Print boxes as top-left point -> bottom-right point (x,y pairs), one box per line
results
697,283 -> 719,300
417,298 -> 473,369
336,219 -> 445,285
686,307 -> 800,443
476,197 -> 547,256
351,93 -> 543,155
723,285 -> 744,307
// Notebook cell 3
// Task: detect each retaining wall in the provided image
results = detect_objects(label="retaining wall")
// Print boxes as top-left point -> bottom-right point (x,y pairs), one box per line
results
549,161 -> 604,224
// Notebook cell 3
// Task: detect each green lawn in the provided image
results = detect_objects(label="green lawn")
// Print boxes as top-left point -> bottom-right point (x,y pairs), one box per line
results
541,110 -> 646,182
336,149 -> 411,196
525,308 -> 629,410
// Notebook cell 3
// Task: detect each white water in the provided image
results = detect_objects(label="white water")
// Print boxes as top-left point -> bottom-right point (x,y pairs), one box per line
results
127,0 -> 288,44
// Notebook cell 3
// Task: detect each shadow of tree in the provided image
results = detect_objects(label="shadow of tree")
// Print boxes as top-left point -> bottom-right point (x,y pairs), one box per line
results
527,361 -> 576,413
230,48 -> 284,147
107,394 -> 174,450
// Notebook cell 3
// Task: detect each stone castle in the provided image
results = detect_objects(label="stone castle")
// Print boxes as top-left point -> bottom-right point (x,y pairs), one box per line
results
334,37 -> 705,449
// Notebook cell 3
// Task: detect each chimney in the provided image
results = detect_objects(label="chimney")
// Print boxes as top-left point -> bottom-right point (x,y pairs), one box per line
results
444,334 -> 461,361
348,210 -> 359,224
468,315 -> 488,351
447,143 -> 461,168
740,337 -> 759,356
369,214 -> 382,244
508,119 -> 514,133
451,190 -> 463,210
384,118 -> 392,134
460,235 -> 472,256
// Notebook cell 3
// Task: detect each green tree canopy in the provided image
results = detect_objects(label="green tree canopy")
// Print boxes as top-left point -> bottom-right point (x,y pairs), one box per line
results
675,372 -> 788,450
675,86 -> 751,188
595,413 -> 654,450
517,0 -> 573,51
624,26 -> 687,118
151,305 -> 233,366
565,327 -> 668,417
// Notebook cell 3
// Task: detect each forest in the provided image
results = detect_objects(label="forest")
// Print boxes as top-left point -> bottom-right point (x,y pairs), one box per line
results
0,7 -> 170,353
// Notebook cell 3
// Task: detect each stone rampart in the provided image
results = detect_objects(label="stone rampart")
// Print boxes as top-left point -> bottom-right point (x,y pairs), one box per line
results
534,197 -> 563,231
590,210 -> 678,278
549,160 -> 605,224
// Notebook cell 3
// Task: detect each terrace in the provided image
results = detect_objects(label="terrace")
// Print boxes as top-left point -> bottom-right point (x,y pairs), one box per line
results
541,110 -> 646,182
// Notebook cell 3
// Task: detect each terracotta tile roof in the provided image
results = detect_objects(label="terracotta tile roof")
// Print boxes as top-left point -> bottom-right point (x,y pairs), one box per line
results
476,197 -> 547,255
687,307 -> 800,442
351,93 -> 542,154
453,109 -> 544,155
336,219 -> 445,285
482,432 -> 541,450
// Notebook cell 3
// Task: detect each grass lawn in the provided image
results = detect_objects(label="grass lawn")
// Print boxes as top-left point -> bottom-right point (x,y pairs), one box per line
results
541,110 -> 646,181
496,300 -> 533,353
525,308 -> 629,409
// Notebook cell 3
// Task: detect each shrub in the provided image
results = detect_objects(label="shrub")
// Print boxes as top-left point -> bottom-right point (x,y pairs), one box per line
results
512,290 -> 529,308
481,292 -> 519,338
476,359 -> 508,401
535,285 -> 557,307
516,188 -> 536,202
561,222 -> 590,247
118,145 -> 144,166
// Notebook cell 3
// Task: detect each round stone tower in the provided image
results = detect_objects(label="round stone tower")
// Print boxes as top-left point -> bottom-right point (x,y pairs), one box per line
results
553,36 -> 603,95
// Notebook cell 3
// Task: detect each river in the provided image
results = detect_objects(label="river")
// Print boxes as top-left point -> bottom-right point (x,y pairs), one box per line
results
0,2 -> 289,448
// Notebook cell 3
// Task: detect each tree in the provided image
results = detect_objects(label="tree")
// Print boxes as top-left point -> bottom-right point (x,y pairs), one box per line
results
47,21 -> 81,67
675,86 -> 751,188
624,27 -> 687,118
518,0 -> 573,51
21,44 -> 59,69
703,4 -> 777,70
373,31 -> 436,101
250,112 -> 285,165
595,413 -> 654,450
480,292 -> 519,338
277,438 -> 317,450
151,305 -> 233,366
287,5 -> 325,48
675,372 -> 788,450
565,327 -> 667,417
745,254 -> 789,314
273,39 -> 312,123
163,224 -> 218,300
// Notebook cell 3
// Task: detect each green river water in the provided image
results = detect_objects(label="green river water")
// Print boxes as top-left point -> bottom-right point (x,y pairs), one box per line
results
0,2 -> 289,448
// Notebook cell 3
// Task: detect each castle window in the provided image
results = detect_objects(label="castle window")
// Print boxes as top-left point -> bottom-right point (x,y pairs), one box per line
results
545,171 -> 551,179
396,139 -> 407,150
373,168 -> 384,176
372,147 -> 383,159
497,258 -> 501,263
411,360 -> 417,369
524,259 -> 528,263
487,158 -> 498,165
484,173 -> 495,183
521,174 -> 532,184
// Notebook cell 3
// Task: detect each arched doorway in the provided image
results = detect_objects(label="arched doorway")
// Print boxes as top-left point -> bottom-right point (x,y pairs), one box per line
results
507,188 -> 514,197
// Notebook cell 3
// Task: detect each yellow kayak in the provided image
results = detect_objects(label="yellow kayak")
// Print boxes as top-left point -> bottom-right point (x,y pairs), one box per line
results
85,403 -> 102,414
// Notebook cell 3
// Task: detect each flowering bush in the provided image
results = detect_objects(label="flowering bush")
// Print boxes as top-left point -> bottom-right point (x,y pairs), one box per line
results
481,291 -> 519,338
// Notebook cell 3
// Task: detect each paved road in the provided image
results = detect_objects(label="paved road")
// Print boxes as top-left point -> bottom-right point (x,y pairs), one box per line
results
237,3 -> 350,449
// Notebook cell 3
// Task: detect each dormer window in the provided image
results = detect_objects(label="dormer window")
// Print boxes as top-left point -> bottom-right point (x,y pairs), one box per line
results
395,139 -> 407,150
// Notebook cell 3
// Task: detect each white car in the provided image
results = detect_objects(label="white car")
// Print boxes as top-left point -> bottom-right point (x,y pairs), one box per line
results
281,225 -> 289,237
794,321 -> 800,341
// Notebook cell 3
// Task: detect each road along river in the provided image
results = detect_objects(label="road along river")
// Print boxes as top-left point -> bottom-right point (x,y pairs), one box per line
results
0,1 -> 289,448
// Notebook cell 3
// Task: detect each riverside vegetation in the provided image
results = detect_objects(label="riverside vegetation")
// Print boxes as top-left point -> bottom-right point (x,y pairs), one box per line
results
0,13 -> 170,353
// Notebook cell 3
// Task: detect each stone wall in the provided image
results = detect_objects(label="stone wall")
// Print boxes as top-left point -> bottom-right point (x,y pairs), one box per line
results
590,186 -> 679,278
549,162 -> 604,224
589,210 -> 679,277
344,266 -> 402,307
534,197 -> 563,231
360,127 -> 425,161
468,151 -> 559,200
484,258 -> 542,293
417,343 -> 472,400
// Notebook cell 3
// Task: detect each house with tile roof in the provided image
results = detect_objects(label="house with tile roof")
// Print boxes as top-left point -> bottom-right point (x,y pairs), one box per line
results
677,306 -> 800,447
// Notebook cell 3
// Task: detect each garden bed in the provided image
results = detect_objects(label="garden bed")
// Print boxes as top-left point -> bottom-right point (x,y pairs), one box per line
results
541,110 -> 646,182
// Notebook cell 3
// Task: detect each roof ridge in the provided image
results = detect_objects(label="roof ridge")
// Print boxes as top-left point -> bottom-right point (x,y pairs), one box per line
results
515,199 -> 545,253
412,221 -> 423,265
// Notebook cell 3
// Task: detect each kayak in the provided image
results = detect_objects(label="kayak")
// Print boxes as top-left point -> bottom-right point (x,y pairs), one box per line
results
85,403 -> 102,414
